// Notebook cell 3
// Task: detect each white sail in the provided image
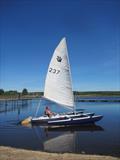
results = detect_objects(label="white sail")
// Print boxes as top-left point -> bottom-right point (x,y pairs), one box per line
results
44,37 -> 74,107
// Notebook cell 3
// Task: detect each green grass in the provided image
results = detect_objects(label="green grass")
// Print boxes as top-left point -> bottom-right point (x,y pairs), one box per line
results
0,91 -> 120,100
73,91 -> 120,96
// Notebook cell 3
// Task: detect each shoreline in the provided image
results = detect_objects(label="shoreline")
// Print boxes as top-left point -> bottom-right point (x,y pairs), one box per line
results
0,146 -> 119,160
0,97 -> 120,102
0,91 -> 120,102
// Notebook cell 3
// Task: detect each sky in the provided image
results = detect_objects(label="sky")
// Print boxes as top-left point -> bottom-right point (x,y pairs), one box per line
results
0,0 -> 120,92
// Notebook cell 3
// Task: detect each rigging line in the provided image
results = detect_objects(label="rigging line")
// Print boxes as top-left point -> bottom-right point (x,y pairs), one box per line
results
35,99 -> 41,117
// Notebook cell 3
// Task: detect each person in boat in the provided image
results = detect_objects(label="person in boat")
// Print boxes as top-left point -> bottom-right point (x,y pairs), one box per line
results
44,106 -> 53,118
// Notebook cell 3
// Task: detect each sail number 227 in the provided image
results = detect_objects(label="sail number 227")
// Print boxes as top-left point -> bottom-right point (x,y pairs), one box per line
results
49,67 -> 60,74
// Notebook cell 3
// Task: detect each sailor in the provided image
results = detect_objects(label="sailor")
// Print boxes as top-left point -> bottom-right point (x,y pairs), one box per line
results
44,106 -> 53,118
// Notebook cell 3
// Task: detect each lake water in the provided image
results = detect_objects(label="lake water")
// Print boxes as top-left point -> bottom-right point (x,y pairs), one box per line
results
0,98 -> 120,157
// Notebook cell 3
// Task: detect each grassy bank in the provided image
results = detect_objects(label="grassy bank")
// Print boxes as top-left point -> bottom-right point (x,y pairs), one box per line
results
0,146 -> 119,160
74,91 -> 120,97
0,91 -> 120,101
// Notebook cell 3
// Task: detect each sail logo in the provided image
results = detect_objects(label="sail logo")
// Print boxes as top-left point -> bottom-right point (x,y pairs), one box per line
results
56,56 -> 62,62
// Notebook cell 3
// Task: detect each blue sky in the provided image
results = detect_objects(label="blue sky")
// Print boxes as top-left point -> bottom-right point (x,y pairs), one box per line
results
0,0 -> 120,92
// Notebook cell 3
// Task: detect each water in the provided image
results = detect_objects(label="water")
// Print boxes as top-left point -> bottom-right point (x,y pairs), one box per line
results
0,98 -> 120,157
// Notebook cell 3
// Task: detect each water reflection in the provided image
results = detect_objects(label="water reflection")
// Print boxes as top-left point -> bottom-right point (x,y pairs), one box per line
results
20,121 -> 104,153
29,124 -> 104,153
0,99 -> 120,156
0,100 -> 29,114
46,124 -> 104,132
44,133 -> 74,152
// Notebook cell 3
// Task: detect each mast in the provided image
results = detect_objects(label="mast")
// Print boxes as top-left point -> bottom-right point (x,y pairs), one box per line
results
65,38 -> 75,113
73,91 -> 76,114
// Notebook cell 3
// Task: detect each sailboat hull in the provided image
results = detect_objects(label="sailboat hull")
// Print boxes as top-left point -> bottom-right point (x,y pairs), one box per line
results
31,113 -> 103,126
47,115 -> 103,126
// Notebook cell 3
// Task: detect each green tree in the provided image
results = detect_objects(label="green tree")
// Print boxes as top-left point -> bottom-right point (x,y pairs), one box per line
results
22,88 -> 28,95
5,90 -> 18,95
0,89 -> 4,95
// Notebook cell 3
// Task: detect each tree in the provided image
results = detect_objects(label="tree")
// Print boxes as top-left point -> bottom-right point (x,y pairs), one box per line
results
0,89 -> 4,95
5,90 -> 18,95
22,88 -> 28,95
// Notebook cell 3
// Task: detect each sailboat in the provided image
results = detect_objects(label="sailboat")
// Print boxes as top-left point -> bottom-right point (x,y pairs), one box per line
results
30,37 -> 103,126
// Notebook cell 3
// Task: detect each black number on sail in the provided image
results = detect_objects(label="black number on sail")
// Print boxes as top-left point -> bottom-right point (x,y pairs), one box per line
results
49,68 -> 52,72
49,68 -> 60,74
56,70 -> 60,74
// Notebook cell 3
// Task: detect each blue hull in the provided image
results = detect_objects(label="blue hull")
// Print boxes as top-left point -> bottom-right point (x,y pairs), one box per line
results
47,115 -> 103,126
31,111 -> 103,126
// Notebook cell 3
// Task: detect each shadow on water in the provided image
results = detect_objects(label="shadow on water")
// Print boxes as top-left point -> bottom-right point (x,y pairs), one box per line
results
30,123 -> 104,132
46,124 -> 104,132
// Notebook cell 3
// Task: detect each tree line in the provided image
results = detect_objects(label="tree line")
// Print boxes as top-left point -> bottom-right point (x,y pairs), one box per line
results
0,88 -> 28,96
0,88 -> 120,97
0,88 -> 43,96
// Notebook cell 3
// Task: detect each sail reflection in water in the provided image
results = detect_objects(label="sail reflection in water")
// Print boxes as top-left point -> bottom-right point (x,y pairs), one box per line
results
32,124 -> 104,153
44,133 -> 74,152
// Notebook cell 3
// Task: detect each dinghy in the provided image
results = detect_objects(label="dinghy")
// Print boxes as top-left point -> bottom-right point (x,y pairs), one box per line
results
31,38 -> 103,126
